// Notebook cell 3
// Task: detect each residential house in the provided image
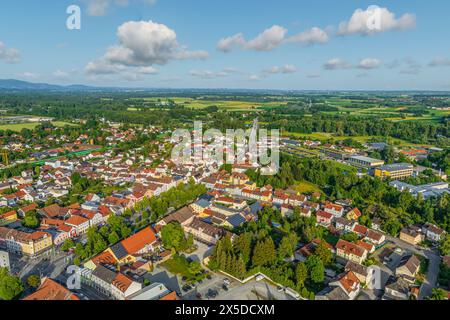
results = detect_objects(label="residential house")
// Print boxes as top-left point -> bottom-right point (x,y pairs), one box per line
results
335,217 -> 356,233
106,227 -> 157,265
382,277 -> 415,300
316,210 -> 334,226
0,210 -> 18,226
0,227 -> 53,257
65,215 -> 90,236
395,255 -> 421,282
183,218 -> 228,245
345,261 -> 376,288
346,208 -> 362,221
23,278 -> 79,300
156,206 -> 195,229
422,223 -> 446,242
82,265 -> 142,300
399,226 -> 424,245
328,271 -> 361,300
335,239 -> 368,264
324,203 -> 344,218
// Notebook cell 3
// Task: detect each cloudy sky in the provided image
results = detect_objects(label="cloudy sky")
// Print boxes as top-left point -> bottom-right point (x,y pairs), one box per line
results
1,0 -> 450,90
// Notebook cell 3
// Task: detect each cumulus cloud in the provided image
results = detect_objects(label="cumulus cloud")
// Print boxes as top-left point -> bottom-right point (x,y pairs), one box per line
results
0,42 -> 20,63
357,58 -> 382,69
189,68 -> 243,79
217,25 -> 328,52
429,57 -> 450,67
323,58 -> 351,70
86,20 -> 208,76
217,25 -> 287,52
84,0 -> 156,16
286,27 -> 330,45
263,64 -> 298,74
338,5 -> 416,36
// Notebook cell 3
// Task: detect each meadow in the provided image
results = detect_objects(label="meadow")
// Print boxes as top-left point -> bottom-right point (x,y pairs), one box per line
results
0,121 -> 77,131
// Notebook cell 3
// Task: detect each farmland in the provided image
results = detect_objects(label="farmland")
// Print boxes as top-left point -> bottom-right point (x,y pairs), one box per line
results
0,121 -> 77,132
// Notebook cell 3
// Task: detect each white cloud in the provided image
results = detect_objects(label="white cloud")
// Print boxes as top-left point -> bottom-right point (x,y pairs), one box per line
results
323,58 -> 351,70
18,72 -> 39,80
249,75 -> 262,81
0,42 -> 20,64
286,27 -> 330,45
86,20 -> 208,76
263,64 -> 298,74
189,68 -> 242,79
217,25 -> 287,52
217,33 -> 246,53
84,0 -> 156,16
218,25 -> 329,52
338,6 -> 416,36
357,58 -> 382,69
429,57 -> 450,67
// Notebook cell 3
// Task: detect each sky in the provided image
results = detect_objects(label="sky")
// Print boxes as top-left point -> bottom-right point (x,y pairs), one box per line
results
0,0 -> 450,90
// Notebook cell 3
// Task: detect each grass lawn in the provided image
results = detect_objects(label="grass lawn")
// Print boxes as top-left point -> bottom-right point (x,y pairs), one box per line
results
0,121 -> 77,131
161,254 -> 205,282
293,180 -> 322,194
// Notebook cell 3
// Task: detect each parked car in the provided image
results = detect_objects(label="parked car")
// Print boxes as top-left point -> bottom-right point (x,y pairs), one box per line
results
223,278 -> 230,285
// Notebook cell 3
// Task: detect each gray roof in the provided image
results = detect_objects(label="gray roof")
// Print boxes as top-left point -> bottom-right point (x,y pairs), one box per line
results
227,214 -> 247,228
92,265 -> 117,284
316,286 -> 349,300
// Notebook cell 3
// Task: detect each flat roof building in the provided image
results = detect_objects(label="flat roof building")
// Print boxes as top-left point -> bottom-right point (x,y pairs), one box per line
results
347,156 -> 385,169
374,163 -> 414,180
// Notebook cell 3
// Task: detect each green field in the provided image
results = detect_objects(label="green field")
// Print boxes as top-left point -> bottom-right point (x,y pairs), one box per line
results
292,181 -> 322,194
137,97 -> 287,111
283,131 -> 430,147
0,121 -> 77,131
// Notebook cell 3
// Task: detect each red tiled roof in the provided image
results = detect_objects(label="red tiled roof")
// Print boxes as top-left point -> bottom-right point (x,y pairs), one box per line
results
121,227 -> 156,255
23,278 -> 79,301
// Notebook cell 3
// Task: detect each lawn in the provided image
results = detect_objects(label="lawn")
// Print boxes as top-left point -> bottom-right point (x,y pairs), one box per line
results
293,180 -> 322,194
0,121 -> 77,131
283,131 -> 429,147
161,254 -> 205,282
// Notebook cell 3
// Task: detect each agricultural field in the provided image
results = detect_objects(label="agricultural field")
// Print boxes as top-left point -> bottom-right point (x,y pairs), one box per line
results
0,121 -> 77,131
137,97 -> 287,111
282,131 -> 431,147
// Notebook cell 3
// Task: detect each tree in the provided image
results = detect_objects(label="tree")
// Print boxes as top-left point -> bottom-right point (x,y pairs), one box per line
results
61,239 -> 75,252
295,262 -> 308,287
108,231 -> 120,245
428,288 -> 446,300
315,241 -> 333,266
234,233 -> 252,264
306,255 -> 325,284
252,238 -> 276,267
0,267 -> 24,300
27,275 -> 41,288
341,232 -> 358,243
278,236 -> 295,260
23,211 -> 40,229
161,222 -> 190,252
439,234 -> 450,256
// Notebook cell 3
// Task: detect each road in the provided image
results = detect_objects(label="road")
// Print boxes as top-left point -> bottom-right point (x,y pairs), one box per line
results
384,234 -> 441,299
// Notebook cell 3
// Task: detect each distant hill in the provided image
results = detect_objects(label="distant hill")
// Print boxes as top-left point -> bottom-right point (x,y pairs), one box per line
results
0,79 -> 101,92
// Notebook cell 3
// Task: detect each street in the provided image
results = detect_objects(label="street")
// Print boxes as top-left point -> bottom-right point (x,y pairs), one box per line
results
384,234 -> 441,299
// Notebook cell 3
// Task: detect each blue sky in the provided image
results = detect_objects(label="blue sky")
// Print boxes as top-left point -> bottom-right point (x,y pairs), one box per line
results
0,0 -> 449,90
